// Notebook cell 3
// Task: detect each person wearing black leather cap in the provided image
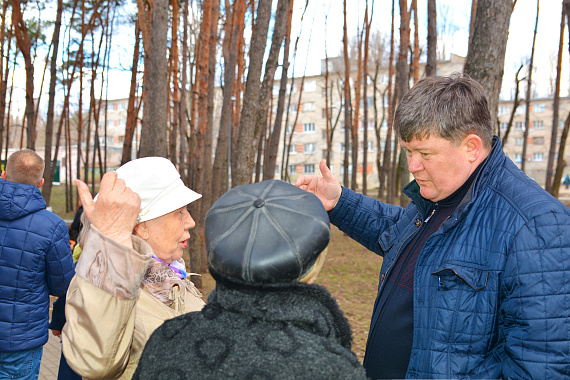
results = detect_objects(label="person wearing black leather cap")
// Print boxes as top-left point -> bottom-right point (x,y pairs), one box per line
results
133,179 -> 367,380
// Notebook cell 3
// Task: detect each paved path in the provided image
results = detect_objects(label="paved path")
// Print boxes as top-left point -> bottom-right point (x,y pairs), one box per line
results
39,332 -> 61,380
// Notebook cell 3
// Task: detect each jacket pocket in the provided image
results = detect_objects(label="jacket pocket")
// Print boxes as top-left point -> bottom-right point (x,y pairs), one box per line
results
429,263 -> 498,351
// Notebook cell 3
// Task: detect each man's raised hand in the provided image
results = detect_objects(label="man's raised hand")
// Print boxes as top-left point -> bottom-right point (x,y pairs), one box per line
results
295,159 -> 342,211
75,172 -> 140,247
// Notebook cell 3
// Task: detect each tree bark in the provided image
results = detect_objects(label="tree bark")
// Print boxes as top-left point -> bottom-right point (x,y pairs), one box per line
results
463,0 -> 513,125
501,64 -> 523,146
381,0 -> 395,203
232,0 -> 273,186
139,0 -> 169,157
121,23 -> 141,165
520,0 -> 539,174
546,3 -> 565,193
12,0 -> 35,150
397,0 -> 411,206
342,0 -> 352,188
426,0 -> 437,77
263,0 -> 294,180
43,0 -> 63,203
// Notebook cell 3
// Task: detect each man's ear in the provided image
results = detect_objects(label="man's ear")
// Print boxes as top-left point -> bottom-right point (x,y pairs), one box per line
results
464,134 -> 483,163
38,178 -> 44,188
133,222 -> 149,240
1,171 -> 6,180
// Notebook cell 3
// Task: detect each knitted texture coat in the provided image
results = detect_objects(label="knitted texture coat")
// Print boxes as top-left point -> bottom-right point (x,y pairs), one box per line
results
133,279 -> 367,380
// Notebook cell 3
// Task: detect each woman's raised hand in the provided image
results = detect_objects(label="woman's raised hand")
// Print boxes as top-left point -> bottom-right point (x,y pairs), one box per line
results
75,172 -> 141,247
295,159 -> 342,211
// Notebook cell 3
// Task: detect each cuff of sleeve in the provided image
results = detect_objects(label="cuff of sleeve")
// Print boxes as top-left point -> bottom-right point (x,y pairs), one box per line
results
75,225 -> 153,300
328,186 -> 356,226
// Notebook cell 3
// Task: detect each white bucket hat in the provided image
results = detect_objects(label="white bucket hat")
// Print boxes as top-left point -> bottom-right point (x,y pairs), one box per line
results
115,157 -> 201,223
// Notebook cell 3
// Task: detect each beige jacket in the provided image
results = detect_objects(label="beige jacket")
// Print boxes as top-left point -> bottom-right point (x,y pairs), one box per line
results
62,226 -> 205,380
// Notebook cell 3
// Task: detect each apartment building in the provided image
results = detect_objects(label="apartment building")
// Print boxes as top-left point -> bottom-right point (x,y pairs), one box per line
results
268,54 -> 465,189
498,97 -> 570,185
99,53 -> 569,189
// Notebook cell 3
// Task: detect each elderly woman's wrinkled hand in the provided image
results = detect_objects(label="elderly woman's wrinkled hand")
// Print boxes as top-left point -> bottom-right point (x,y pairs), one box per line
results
75,172 -> 141,247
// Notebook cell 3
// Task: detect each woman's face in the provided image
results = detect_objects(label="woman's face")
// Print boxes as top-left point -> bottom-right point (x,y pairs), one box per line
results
136,206 -> 195,264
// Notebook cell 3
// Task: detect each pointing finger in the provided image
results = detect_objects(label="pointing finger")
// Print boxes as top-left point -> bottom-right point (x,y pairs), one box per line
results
75,179 -> 94,219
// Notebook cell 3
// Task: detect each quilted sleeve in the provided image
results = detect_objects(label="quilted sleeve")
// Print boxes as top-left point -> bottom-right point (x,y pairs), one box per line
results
499,210 -> 570,379
46,219 -> 75,297
328,186 -> 405,255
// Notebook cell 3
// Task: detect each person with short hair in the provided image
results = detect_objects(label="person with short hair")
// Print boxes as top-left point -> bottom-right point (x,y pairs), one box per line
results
0,149 -> 75,380
296,74 -> 570,379
133,179 -> 367,379
62,157 -> 205,380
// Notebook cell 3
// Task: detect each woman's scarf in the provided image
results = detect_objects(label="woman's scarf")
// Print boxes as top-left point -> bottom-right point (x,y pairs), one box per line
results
141,257 -> 202,307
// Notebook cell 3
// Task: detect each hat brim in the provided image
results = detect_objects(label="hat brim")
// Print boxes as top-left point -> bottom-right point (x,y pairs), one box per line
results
139,183 -> 202,222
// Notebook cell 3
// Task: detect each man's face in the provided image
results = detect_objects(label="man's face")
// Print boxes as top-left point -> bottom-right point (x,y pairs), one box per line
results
401,134 -> 474,202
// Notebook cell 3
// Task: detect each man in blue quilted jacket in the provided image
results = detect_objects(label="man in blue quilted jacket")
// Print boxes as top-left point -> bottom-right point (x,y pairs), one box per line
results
297,74 -> 570,379
0,150 -> 74,380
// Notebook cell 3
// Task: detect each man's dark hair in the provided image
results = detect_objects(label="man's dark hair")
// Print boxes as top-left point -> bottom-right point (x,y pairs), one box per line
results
5,149 -> 45,186
394,74 -> 494,148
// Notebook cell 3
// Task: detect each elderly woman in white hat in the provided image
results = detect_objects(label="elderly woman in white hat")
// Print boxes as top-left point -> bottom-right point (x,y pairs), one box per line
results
62,157 -> 205,380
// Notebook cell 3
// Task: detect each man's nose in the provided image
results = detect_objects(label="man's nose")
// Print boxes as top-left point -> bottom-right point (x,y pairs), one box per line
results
407,154 -> 423,173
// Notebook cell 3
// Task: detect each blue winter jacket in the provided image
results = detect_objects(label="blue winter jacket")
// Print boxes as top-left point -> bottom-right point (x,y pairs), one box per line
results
0,178 -> 74,352
329,137 -> 570,379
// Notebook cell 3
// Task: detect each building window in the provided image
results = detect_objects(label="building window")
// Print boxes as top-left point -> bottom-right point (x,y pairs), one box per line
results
304,143 -> 315,154
533,152 -> 544,161
288,104 -> 297,114
515,137 -> 524,146
499,122 -> 508,131
303,123 -> 315,133
515,121 -> 525,130
498,105 -> 509,116
304,164 -> 315,174
304,80 -> 316,92
533,136 -> 544,145
340,143 -> 352,153
381,119 -> 388,129
533,120 -> 544,129
360,141 -> 374,151
304,102 -> 315,112
533,103 -> 545,113
288,144 -> 296,155
340,165 -> 353,175
515,105 -> 525,115
514,153 -> 522,163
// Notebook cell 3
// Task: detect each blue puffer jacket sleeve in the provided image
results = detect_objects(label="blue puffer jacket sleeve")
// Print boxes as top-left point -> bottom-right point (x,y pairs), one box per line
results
329,186 -> 405,256
46,218 -> 75,297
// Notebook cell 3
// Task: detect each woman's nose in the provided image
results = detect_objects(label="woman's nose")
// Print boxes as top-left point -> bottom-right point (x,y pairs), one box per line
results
184,210 -> 196,229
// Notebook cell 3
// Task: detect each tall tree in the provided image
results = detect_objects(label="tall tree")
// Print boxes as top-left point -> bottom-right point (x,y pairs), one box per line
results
546,2 -> 565,193
425,0 -> 437,76
139,0 -> 169,157
211,0 -> 246,199
552,0 -> 570,197
263,0 -> 295,180
232,0 -> 273,186
464,0 -> 513,125
12,0 -> 35,150
342,0 -> 352,187
0,0 -> 9,160
352,26 -> 363,191
362,2 -> 373,195
381,0 -> 396,202
43,0 -> 63,201
396,0 -> 411,205
121,23 -> 141,165
521,0 -> 539,173
501,64 -> 524,146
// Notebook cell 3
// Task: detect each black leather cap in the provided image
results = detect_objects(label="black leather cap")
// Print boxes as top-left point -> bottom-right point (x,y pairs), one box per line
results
205,179 -> 330,285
